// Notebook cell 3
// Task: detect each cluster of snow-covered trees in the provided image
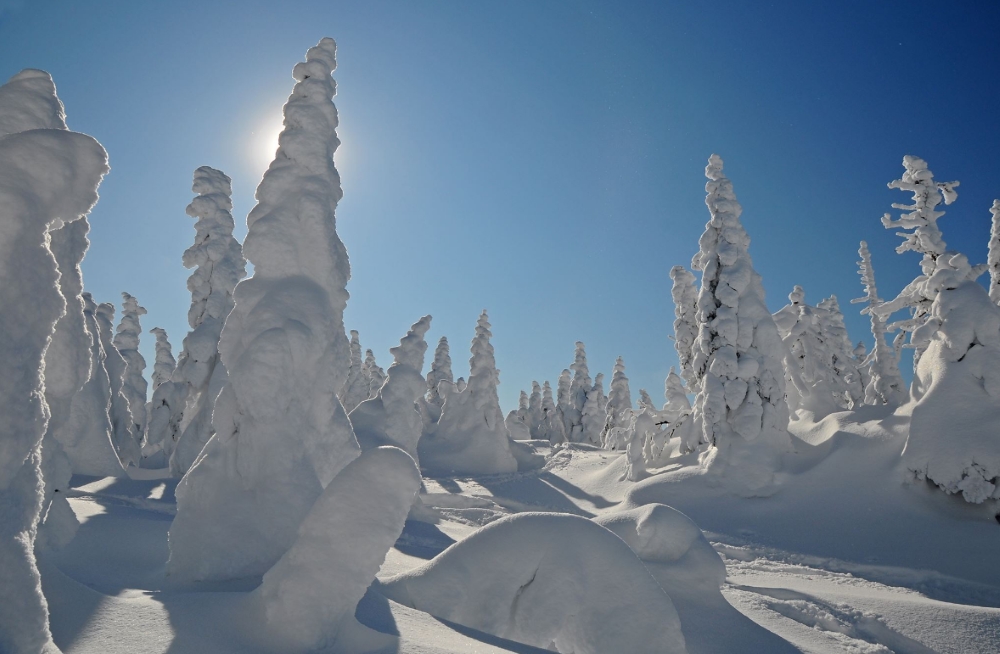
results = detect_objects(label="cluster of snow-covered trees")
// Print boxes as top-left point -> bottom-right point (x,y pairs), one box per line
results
2,34 -> 999,654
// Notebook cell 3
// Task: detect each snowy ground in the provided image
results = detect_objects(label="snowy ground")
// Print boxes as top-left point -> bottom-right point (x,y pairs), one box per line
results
41,410 -> 1000,654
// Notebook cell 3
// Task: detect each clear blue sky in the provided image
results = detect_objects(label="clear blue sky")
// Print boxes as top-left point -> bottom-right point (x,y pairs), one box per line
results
3,0 -> 999,410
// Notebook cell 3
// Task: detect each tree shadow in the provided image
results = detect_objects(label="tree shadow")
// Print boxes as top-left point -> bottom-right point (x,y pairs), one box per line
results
392,519 -> 456,560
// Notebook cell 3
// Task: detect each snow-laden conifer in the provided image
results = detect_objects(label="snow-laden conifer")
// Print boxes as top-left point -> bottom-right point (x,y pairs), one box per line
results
670,266 -> 699,390
423,335 -> 453,423
567,342 -> 591,441
505,391 -> 533,441
96,302 -> 140,466
150,328 -> 175,389
989,200 -> 1000,305
556,369 -> 573,438
581,375 -> 607,445
817,295 -> 864,408
169,38 -> 361,581
637,389 -> 657,412
419,311 -> 517,474
168,166 -> 246,475
0,67 -> 108,653
114,292 -> 148,442
602,357 -> 633,447
364,348 -> 387,399
690,155 -> 789,490
876,156 -> 986,368
851,241 -> 906,405
540,381 -> 566,444
527,381 -> 545,439
338,330 -> 368,414
351,316 -> 432,460
853,341 -> 872,393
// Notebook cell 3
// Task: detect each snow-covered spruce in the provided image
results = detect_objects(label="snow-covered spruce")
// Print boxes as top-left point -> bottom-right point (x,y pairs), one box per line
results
851,241 -> 906,406
989,200 -> 1000,305
670,265 -> 699,391
527,380 -> 545,439
338,330 -> 369,414
95,302 -> 140,467
690,155 -> 790,492
602,356 -> 633,447
556,368 -> 573,438
351,315 -> 432,460
816,295 -> 864,408
419,310 -> 517,475
144,327 -> 182,468
904,280 -> 1000,503
540,380 -> 566,443
363,348 -> 386,399
876,156 -> 986,369
113,292 -> 148,443
258,446 -> 420,650
169,38 -> 361,581
381,512 -> 687,654
0,67 -> 108,654
646,368 -> 697,462
149,327 -> 175,389
422,335 -> 453,426
168,166 -> 247,475
566,341 -> 591,442
504,390 -> 532,441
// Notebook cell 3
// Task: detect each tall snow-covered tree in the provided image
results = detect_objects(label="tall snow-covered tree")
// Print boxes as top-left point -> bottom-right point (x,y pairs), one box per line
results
96,302 -> 140,466
364,348 -> 387,399
351,315 -> 432,460
339,330 -> 369,414
149,327 -> 176,389
816,295 -> 864,408
851,241 -> 906,406
988,200 -> 1000,305
0,67 -> 108,654
556,368 -> 573,438
567,342 -> 591,441
114,292 -> 148,442
690,155 -> 789,490
168,166 -> 247,475
540,380 -> 566,444
581,375 -> 607,445
876,156 -> 986,368
169,38 -> 361,582
670,265 -> 699,391
419,310 -> 517,475
527,381 -> 545,439
423,335 -> 453,423
603,357 -> 633,444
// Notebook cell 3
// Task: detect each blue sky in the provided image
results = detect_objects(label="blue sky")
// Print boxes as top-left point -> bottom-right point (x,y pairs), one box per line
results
2,0 -> 999,410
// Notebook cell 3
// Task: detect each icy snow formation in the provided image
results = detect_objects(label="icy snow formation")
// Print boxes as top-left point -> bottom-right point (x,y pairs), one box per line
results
816,295 -> 864,408
259,446 -> 420,650
419,311 -> 517,475
169,38 -> 361,581
505,390 -> 532,441
338,330 -> 369,414
168,166 -> 246,475
95,302 -> 140,468
690,155 -> 790,491
113,292 -> 148,442
149,327 -> 175,389
350,315 -> 432,460
604,356 -> 633,438
0,68 -> 108,654
382,512 -> 687,654
904,281 -> 1000,503
851,241 -> 906,406
580,374 -> 607,445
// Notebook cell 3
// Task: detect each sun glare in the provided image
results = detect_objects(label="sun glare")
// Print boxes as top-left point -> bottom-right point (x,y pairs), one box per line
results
250,116 -> 283,173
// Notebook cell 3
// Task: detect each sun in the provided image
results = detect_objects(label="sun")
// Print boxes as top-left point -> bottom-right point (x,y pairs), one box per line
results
249,115 -> 284,173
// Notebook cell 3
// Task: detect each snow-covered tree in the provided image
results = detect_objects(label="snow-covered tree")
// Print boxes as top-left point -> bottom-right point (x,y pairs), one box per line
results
150,327 -> 176,389
853,341 -> 872,392
567,342 -> 591,441
602,357 -> 633,446
876,156 -> 986,369
169,38 -> 362,581
0,67 -> 108,653
168,166 -> 247,475
422,335 -> 453,423
419,310 -> 517,475
817,295 -> 864,408
556,369 -> 572,437
540,380 -> 566,444
113,292 -> 148,443
690,155 -> 790,490
988,200 -> 1000,305
905,280 -> 1000,503
658,368 -> 697,457
505,391 -> 532,441
623,410 -> 651,482
351,315 -> 432,460
96,302 -> 140,467
581,375 -> 607,445
338,330 -> 367,414
364,348 -> 387,399
637,388 -> 657,412
527,381 -> 545,439
851,241 -> 906,406
670,265 -> 699,390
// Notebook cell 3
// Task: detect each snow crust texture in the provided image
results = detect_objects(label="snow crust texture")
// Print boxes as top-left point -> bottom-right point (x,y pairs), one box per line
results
382,512 -> 687,654
169,37 -> 361,582
259,446 -> 420,650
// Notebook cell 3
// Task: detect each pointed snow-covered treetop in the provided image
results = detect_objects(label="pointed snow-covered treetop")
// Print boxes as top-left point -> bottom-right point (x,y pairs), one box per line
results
0,67 -> 108,654
150,327 -> 175,389
670,265 -> 699,391
816,295 -> 864,408
425,335 -> 453,413
605,356 -> 633,428
988,200 -> 1000,305
364,348 -> 387,398
96,302 -> 140,467
876,156 -> 986,368
339,330 -> 369,414
690,155 -> 789,487
113,292 -> 148,440
851,241 -> 906,406
169,38 -> 362,582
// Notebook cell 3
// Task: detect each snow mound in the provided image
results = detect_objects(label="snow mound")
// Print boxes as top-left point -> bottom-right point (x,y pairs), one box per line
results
905,280 -> 1000,503
594,504 -> 723,575
259,446 -> 420,650
381,512 -> 687,654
